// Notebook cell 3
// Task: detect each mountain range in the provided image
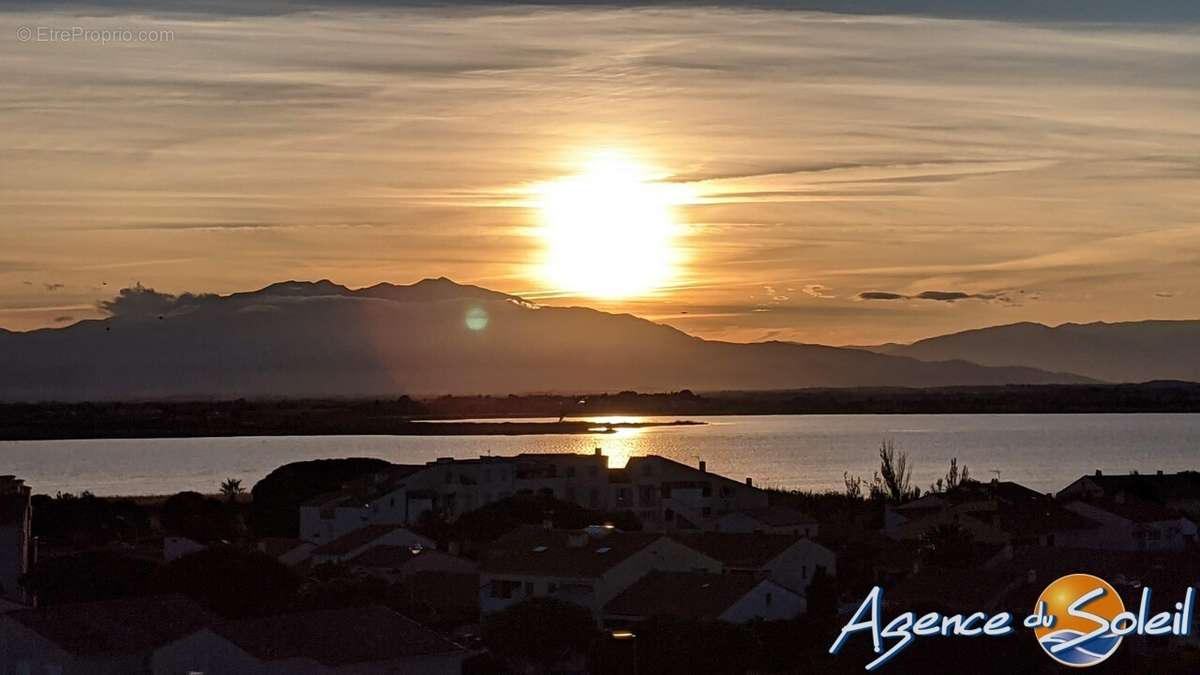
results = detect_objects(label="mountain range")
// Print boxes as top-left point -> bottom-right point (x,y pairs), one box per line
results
864,320 -> 1200,384
0,278 -> 1103,401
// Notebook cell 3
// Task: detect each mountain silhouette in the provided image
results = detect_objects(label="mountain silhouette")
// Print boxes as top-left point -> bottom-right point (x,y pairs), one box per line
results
0,279 -> 1092,401
870,320 -> 1200,383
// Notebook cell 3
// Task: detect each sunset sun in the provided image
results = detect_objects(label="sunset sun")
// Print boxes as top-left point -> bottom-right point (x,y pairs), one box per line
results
536,152 -> 691,299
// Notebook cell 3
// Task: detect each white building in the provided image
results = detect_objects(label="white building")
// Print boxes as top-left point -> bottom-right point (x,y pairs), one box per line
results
1061,496 -> 1198,552
0,476 -> 33,605
298,451 -> 772,542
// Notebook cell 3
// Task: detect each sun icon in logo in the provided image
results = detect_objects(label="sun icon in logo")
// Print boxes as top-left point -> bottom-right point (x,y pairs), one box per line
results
1035,574 -> 1125,667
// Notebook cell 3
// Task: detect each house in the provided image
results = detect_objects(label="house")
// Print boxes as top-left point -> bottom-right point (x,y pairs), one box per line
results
152,606 -> 466,675
298,464 -> 426,543
611,456 -> 768,531
714,506 -> 819,538
604,571 -> 805,624
675,532 -> 836,595
0,594 -> 213,675
480,525 -> 721,621
349,545 -> 478,582
0,475 -> 33,605
884,479 -> 1099,548
1059,470 -> 1200,520
309,525 -> 435,565
1061,495 -> 1198,551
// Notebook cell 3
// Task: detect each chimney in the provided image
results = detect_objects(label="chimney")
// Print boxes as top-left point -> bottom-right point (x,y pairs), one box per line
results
699,460 -> 706,473
1157,470 -> 1164,476
1095,469 -> 1102,477
745,477 -> 753,487
594,447 -> 602,456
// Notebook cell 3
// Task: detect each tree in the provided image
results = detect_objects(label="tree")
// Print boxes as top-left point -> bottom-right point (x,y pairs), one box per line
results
930,457 -> 970,494
161,491 -> 241,542
919,523 -> 976,569
20,552 -> 158,606
871,439 -> 916,502
153,546 -> 299,617
482,598 -> 598,674
219,478 -> 245,502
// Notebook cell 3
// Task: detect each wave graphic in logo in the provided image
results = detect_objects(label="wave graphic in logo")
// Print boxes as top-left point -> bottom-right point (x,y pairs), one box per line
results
1034,574 -> 1125,668
1038,629 -> 1122,667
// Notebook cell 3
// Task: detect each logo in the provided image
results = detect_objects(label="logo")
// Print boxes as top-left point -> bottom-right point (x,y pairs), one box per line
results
829,577 -> 1195,671
1034,574 -> 1124,667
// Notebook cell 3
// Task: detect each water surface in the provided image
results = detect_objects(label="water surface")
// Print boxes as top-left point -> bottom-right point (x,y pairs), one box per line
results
2,414 -> 1197,496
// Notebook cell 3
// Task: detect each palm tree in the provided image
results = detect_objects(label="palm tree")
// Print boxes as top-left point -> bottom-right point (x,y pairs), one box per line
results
219,478 -> 245,503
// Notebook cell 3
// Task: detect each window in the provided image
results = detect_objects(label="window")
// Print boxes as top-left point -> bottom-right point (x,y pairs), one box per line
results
639,486 -> 656,507
566,466 -> 576,478
589,488 -> 600,508
524,581 -> 535,596
548,582 -> 558,594
765,592 -> 772,606
491,579 -> 519,599
802,565 -> 808,580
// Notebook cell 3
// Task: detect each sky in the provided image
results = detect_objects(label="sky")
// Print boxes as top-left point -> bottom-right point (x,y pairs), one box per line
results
2,2 -> 1199,345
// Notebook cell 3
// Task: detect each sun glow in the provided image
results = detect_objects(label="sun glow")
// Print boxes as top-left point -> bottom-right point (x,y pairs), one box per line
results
536,152 -> 691,299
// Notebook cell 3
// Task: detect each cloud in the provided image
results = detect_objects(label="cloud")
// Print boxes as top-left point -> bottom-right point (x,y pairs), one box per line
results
858,290 -> 1012,303
98,284 -> 217,317
858,291 -> 907,301
44,283 -> 65,291
1155,291 -> 1176,298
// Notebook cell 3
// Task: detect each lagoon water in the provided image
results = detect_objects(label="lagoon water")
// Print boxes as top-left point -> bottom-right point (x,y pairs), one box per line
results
2,414 -> 1198,496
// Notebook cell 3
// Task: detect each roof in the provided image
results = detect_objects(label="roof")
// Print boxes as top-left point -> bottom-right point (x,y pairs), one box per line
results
301,465 -> 427,508
1070,472 -> 1200,502
625,455 -> 756,489
1073,495 -> 1187,524
605,571 -> 773,620
482,526 -> 663,578
351,545 -> 456,569
6,594 -> 213,656
732,506 -> 817,527
311,525 -> 411,556
673,532 -> 802,569
212,606 -> 462,666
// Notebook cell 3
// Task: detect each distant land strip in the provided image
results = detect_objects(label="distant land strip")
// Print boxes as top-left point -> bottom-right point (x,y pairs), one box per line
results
2,381 -> 1199,440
